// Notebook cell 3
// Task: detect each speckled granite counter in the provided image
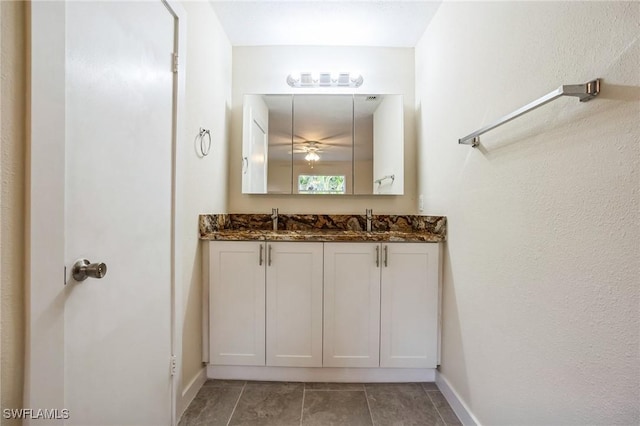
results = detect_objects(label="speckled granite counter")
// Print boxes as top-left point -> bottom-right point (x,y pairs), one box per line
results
199,214 -> 446,242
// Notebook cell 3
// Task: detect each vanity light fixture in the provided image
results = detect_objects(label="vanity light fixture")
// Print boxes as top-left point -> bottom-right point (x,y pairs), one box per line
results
287,71 -> 363,88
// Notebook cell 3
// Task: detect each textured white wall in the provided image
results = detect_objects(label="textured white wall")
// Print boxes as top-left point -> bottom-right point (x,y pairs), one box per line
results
229,46 -> 416,214
179,0 -> 231,404
1,1 -> 25,420
415,2 -> 639,424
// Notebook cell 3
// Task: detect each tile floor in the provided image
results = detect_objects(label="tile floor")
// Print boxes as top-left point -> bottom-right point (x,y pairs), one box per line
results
179,380 -> 462,426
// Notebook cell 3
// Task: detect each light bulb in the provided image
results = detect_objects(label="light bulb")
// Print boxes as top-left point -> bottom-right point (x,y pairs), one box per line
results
305,152 -> 319,162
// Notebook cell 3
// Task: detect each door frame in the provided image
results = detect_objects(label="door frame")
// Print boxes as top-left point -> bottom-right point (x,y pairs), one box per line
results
25,1 -> 186,424
249,110 -> 268,193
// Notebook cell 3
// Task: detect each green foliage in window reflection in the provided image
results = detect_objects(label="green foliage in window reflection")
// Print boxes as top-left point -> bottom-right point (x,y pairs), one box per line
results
298,175 -> 346,194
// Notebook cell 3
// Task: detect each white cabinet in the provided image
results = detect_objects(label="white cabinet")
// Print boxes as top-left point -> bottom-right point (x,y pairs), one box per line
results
206,240 -> 440,371
324,242 -> 440,369
323,243 -> 381,367
208,241 -> 265,366
206,241 -> 323,368
380,243 -> 440,368
266,242 -> 323,367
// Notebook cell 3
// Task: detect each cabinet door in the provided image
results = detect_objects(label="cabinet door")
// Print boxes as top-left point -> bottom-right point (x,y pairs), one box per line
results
266,242 -> 323,367
380,243 -> 440,368
209,241 -> 265,366
324,243 -> 381,367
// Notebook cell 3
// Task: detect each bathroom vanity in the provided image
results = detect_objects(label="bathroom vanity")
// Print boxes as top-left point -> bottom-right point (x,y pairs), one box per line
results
199,213 -> 446,382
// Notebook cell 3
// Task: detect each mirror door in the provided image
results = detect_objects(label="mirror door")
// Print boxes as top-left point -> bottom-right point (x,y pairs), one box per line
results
355,94 -> 403,195
293,95 -> 353,194
266,95 -> 293,194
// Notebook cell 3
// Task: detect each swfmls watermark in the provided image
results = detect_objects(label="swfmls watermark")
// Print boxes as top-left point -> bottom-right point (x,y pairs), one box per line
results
3,408 -> 70,420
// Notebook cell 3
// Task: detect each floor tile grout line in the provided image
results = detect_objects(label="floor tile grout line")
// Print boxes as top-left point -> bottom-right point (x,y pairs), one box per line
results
425,387 -> 448,426
300,382 -> 306,426
225,381 -> 246,426
362,385 -> 377,426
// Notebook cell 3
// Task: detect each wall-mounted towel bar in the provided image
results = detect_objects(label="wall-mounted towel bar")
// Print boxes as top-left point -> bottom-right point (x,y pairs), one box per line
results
459,79 -> 600,147
374,174 -> 395,186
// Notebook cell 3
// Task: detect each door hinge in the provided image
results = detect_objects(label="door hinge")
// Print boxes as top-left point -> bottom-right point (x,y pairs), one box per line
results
170,355 -> 177,376
172,53 -> 178,73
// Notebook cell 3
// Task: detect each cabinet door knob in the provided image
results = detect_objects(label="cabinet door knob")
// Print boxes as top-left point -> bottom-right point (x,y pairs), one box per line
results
268,244 -> 272,266
259,244 -> 264,266
376,246 -> 380,267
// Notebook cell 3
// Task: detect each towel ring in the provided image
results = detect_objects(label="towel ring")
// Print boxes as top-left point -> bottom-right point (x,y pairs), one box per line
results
196,127 -> 211,157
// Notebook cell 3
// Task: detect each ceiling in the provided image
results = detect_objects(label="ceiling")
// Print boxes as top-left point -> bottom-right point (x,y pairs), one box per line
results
263,94 -> 381,162
209,1 -> 442,47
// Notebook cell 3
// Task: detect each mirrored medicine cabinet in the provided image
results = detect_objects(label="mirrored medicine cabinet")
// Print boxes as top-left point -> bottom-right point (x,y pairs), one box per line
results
241,94 -> 404,195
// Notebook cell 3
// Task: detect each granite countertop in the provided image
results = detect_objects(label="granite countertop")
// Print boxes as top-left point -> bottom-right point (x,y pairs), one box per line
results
199,214 -> 446,243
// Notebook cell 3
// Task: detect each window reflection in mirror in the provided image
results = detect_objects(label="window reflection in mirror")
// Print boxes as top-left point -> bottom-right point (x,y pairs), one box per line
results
298,175 -> 346,194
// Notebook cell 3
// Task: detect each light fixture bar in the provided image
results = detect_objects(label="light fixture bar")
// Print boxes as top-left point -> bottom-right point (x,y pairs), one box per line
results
287,72 -> 363,88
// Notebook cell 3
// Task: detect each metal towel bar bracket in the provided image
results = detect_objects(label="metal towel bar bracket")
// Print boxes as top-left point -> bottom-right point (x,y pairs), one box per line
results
459,79 -> 600,147
374,174 -> 395,186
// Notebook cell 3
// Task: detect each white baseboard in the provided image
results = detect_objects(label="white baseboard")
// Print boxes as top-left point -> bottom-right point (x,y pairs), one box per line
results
178,368 -> 207,420
207,365 -> 436,383
435,371 -> 481,426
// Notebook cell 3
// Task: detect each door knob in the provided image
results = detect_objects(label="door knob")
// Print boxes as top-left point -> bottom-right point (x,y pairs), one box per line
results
72,258 -> 107,282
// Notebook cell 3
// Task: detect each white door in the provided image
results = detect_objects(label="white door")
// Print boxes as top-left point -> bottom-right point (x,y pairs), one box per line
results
323,243 -> 381,367
242,94 -> 269,193
249,116 -> 268,192
208,242 -> 266,366
380,243 -> 440,368
266,242 -> 323,367
63,2 -> 175,424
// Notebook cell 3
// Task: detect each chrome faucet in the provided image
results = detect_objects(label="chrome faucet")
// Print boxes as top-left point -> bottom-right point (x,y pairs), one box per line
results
366,209 -> 373,232
271,208 -> 279,231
